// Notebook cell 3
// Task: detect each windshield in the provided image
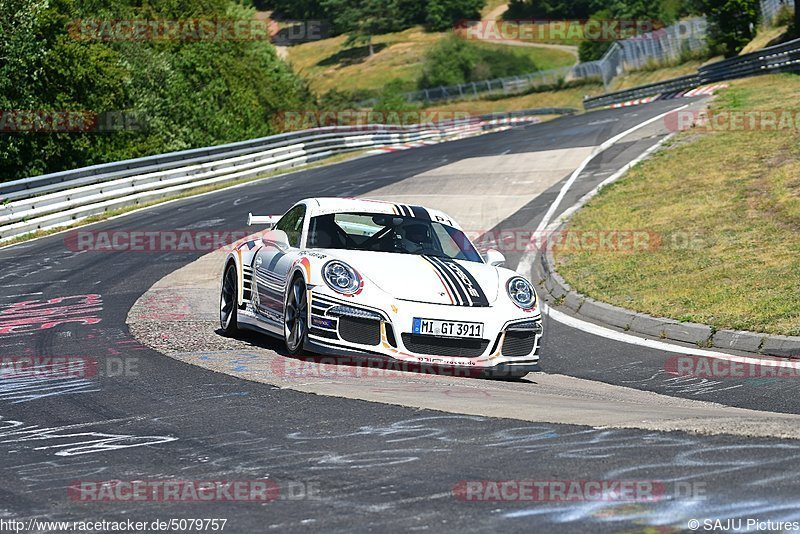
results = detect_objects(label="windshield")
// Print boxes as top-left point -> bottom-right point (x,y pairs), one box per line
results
307,212 -> 482,263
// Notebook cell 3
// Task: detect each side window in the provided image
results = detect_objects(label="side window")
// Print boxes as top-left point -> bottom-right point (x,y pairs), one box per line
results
275,205 -> 306,248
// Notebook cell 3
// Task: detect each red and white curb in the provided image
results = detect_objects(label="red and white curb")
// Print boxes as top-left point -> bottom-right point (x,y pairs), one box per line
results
610,83 -> 729,108
611,96 -> 659,108
681,83 -> 729,97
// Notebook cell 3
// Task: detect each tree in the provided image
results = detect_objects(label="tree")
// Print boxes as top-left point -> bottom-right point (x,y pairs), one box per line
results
418,33 -> 480,87
425,0 -> 486,32
322,0 -> 403,56
698,0 -> 759,56
795,0 -> 799,37
1,0 -> 312,182
578,8 -> 614,61
259,0 -> 335,21
505,0 -> 601,19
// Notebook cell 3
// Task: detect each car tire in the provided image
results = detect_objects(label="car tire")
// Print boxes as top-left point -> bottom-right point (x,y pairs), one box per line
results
284,275 -> 308,356
220,263 -> 239,336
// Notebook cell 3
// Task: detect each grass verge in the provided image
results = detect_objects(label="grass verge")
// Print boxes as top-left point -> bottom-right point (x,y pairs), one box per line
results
286,27 -> 576,94
740,26 -> 789,54
553,73 -> 800,336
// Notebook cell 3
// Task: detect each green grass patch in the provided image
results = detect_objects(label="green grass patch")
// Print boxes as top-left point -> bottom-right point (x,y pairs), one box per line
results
553,73 -> 800,336
287,27 -> 576,95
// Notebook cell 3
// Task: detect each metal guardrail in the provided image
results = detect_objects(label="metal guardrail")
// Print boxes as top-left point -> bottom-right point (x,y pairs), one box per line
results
401,66 -> 573,104
0,111 -> 569,242
581,74 -> 702,109
583,36 -> 800,109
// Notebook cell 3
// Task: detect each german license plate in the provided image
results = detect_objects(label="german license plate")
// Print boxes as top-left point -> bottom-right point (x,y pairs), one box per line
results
412,318 -> 484,338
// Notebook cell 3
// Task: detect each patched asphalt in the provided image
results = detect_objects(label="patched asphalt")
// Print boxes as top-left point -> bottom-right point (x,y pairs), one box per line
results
4,98 -> 800,532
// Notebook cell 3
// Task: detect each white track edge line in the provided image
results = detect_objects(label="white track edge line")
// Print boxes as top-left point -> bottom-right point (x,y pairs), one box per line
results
543,304 -> 798,368
533,103 -> 689,235
515,102 -> 798,367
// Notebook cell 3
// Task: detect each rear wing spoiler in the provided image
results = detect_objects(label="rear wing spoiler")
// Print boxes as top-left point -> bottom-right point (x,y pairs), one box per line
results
247,213 -> 280,227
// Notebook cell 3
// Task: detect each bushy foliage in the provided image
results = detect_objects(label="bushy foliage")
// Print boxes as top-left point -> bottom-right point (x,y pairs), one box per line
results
506,0 -> 700,21
506,0 -> 599,19
1,0 -> 312,181
509,0 -> 703,61
268,0 -> 485,36
698,0 -> 759,56
418,33 -> 538,88
425,0 -> 485,31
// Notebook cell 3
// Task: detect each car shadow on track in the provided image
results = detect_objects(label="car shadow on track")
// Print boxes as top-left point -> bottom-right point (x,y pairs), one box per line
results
214,328 -> 540,383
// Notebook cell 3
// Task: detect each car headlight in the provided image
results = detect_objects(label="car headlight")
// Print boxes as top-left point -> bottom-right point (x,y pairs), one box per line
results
507,276 -> 536,309
323,260 -> 362,294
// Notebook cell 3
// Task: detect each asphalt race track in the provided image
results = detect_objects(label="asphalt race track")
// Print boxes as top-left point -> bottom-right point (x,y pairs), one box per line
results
3,98 -> 800,533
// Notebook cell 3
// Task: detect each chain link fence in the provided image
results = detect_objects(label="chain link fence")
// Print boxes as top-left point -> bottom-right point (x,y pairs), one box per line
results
583,36 -> 800,109
580,17 -> 708,89
402,18 -> 708,104
402,66 -> 572,103
761,0 -> 795,24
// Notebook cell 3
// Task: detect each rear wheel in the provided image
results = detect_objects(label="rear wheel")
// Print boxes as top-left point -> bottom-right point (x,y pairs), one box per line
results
220,263 -> 238,336
284,276 -> 308,355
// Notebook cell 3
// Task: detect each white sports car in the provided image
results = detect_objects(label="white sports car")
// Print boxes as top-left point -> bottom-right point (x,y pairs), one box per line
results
220,198 -> 542,378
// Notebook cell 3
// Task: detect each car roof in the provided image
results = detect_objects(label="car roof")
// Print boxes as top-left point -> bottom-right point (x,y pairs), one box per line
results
305,197 -> 462,229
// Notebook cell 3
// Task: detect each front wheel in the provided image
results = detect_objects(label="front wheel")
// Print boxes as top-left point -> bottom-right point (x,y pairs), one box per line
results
284,276 -> 308,355
220,263 -> 238,336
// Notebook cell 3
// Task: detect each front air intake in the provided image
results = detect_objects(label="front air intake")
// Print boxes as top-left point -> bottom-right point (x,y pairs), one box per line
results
338,317 -> 381,346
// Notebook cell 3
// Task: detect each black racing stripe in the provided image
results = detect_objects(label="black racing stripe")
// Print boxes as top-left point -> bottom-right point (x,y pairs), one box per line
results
424,256 -> 467,306
429,256 -> 470,306
421,255 -> 459,305
435,257 -> 490,307
267,252 -> 285,271
409,205 -> 431,220
394,204 -> 409,217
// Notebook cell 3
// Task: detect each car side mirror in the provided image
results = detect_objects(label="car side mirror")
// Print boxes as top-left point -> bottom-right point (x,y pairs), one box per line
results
262,229 -> 291,251
484,248 -> 505,267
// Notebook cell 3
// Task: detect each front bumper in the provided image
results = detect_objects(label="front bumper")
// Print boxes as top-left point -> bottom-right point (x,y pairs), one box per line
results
305,287 -> 542,370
